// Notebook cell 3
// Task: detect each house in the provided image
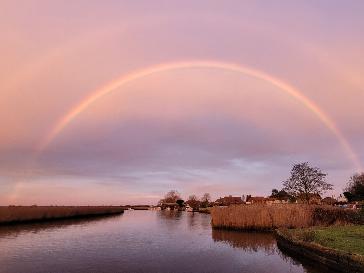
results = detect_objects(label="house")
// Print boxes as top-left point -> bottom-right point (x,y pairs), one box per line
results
245,195 -> 290,205
272,199 -> 289,204
214,195 -> 243,206
296,193 -> 322,204
246,196 -> 266,204
265,197 -> 279,204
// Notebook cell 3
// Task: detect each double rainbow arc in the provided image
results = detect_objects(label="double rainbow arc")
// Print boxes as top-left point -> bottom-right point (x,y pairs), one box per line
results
37,60 -> 362,171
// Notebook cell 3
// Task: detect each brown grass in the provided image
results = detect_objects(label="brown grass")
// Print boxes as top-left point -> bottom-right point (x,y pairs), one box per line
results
0,206 -> 124,224
211,204 -> 359,230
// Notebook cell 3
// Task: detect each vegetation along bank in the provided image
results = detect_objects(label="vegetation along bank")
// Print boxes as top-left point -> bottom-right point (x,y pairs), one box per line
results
276,226 -> 364,273
0,206 -> 124,225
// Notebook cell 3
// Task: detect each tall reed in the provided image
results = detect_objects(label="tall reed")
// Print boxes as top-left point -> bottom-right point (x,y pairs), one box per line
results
0,206 -> 124,224
211,204 -> 357,230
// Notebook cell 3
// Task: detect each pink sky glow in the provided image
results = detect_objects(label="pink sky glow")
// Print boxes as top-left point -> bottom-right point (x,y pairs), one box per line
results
1,1 -> 364,205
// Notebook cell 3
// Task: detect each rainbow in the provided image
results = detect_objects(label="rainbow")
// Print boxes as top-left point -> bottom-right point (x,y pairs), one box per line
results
37,60 -> 362,170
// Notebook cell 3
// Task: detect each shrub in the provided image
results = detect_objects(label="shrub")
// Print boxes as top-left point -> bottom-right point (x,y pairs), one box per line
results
312,207 -> 360,225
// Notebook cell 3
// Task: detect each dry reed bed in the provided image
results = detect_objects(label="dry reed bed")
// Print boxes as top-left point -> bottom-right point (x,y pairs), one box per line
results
0,206 -> 124,224
211,204 -> 359,230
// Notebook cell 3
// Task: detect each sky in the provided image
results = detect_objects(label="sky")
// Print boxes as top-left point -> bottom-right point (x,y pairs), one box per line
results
1,1 -> 364,205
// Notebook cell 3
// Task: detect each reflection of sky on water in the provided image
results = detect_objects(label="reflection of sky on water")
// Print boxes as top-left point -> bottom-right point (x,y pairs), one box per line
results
0,211 -> 329,273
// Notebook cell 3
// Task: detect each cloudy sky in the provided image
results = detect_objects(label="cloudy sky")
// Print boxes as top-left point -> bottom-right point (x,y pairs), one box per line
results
1,1 -> 364,205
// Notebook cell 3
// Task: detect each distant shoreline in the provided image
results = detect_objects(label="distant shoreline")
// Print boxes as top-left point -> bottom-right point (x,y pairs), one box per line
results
0,206 -> 124,225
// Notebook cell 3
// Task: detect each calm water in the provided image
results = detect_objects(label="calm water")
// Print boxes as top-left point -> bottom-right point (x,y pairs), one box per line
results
0,211 -> 331,273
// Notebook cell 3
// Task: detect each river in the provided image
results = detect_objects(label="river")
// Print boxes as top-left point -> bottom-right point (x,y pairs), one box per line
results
0,210 -> 331,273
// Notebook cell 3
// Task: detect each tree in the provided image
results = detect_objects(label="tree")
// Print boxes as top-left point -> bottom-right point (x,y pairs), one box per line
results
271,189 -> 279,197
186,195 -> 200,210
343,191 -> 354,202
270,189 -> 294,202
159,190 -> 181,204
283,162 -> 332,204
176,199 -> 185,207
200,193 -> 211,208
345,173 -> 364,201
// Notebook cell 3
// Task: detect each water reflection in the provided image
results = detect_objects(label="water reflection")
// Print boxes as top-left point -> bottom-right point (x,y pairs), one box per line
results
0,211 -> 332,273
0,214 -> 122,239
212,229 -> 276,254
186,212 -> 207,230
158,210 -> 183,220
277,242 -> 343,273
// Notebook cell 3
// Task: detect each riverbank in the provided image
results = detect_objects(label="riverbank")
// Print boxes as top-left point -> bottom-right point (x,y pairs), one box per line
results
276,226 -> 364,273
0,209 -> 326,273
198,207 -> 211,214
0,206 -> 124,225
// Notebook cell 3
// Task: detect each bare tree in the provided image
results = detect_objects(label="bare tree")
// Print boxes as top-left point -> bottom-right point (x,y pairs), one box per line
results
283,162 -> 332,203
200,193 -> 211,208
159,190 -> 181,204
186,195 -> 200,210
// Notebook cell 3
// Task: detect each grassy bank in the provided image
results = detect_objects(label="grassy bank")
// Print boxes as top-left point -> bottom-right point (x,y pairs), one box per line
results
276,226 -> 364,272
282,225 -> 364,256
0,206 -> 124,224
211,204 -> 361,230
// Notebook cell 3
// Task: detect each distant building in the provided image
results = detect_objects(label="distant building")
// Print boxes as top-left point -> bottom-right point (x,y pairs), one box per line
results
246,196 -> 266,204
245,195 -> 289,205
265,197 -> 281,204
296,193 -> 322,204
160,203 -> 179,210
214,195 -> 243,206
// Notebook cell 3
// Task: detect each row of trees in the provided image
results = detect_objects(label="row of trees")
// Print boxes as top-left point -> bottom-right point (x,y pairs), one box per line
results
276,162 -> 364,203
158,190 -> 211,209
159,162 -> 364,207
